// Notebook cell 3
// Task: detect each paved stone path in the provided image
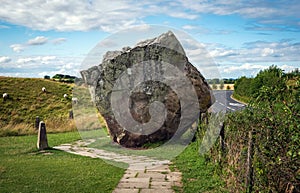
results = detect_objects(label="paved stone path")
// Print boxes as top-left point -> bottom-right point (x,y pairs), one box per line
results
54,139 -> 182,193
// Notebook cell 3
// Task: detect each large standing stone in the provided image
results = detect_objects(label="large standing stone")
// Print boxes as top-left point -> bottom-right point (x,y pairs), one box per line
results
37,121 -> 49,150
81,31 -> 213,148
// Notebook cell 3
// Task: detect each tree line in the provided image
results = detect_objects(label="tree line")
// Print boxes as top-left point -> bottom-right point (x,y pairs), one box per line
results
207,78 -> 236,84
44,74 -> 78,83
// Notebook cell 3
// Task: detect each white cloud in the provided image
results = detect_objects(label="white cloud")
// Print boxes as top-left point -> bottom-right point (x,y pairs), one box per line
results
261,48 -> 274,57
16,56 -> 58,69
0,0 -> 201,32
41,56 -> 57,61
0,0 -> 143,32
99,39 -> 118,48
219,63 -> 270,77
182,25 -> 197,30
10,36 -> 50,52
37,60 -> 81,77
178,0 -> 300,19
220,63 -> 298,78
52,38 -> 67,45
0,0 -> 298,32
223,63 -> 267,73
10,44 -> 25,53
168,12 -> 198,20
0,24 -> 9,29
178,0 -> 300,31
280,64 -> 297,73
0,56 -> 11,63
0,0 -> 298,33
17,56 -> 57,65
16,58 -> 35,65
209,49 -> 238,58
0,55 -> 82,78
27,36 -> 48,45
185,39 -> 300,78
205,40 -> 300,64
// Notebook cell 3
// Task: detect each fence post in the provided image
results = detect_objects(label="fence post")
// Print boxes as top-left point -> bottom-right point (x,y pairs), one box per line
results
219,123 -> 225,163
35,116 -> 40,130
201,112 -> 209,124
245,128 -> 255,193
37,121 -> 49,150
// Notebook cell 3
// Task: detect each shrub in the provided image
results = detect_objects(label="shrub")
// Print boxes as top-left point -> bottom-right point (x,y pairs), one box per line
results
209,66 -> 300,192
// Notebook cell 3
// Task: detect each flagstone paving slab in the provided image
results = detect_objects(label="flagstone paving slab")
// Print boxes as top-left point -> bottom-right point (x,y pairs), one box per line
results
54,140 -> 182,193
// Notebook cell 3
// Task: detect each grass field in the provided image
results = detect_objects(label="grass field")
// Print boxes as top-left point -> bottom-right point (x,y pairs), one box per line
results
0,130 -> 227,193
0,132 -> 125,193
0,76 -> 75,136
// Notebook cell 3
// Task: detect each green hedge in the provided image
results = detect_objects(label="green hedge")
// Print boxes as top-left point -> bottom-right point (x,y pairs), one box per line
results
207,67 -> 300,192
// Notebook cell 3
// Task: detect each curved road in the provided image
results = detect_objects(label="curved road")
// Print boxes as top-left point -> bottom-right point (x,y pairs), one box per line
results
210,90 -> 246,113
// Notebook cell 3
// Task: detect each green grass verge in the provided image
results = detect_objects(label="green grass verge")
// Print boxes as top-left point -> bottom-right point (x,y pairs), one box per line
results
171,141 -> 228,193
231,93 -> 250,104
0,132 -> 125,193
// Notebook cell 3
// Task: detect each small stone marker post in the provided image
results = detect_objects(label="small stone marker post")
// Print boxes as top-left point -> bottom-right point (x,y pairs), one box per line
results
35,116 -> 40,130
37,121 -> 49,150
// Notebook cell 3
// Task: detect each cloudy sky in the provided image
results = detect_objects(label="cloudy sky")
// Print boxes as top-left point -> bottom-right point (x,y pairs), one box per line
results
0,0 -> 299,78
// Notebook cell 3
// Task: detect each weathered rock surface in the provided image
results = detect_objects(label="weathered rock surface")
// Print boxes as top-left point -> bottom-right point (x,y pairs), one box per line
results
37,121 -> 49,150
81,31 -> 213,148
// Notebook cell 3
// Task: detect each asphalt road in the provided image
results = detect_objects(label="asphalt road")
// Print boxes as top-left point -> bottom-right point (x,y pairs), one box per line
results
210,90 -> 246,113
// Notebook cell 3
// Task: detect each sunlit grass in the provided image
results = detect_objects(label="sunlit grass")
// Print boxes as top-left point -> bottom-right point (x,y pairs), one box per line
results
0,76 -> 83,137
0,132 -> 125,193
171,141 -> 228,193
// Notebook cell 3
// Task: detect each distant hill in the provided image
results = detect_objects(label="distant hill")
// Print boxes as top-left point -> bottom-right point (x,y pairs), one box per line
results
0,76 -> 75,136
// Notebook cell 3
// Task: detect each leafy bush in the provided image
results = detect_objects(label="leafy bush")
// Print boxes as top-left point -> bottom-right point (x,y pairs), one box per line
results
212,83 -> 218,90
220,81 -> 224,90
210,66 -> 300,192
233,76 -> 253,99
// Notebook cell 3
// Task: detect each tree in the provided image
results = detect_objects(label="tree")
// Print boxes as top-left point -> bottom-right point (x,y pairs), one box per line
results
250,65 -> 284,97
212,78 -> 220,84
212,83 -> 218,90
234,76 -> 253,98
220,81 -> 224,90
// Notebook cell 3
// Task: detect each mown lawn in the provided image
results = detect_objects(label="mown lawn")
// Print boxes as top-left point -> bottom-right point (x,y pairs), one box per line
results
0,132 -> 125,193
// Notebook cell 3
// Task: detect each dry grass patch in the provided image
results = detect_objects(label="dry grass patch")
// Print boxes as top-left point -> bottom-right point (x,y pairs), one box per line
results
0,118 -> 76,137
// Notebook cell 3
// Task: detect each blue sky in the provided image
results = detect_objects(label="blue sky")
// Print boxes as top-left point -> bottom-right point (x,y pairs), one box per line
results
0,0 -> 299,78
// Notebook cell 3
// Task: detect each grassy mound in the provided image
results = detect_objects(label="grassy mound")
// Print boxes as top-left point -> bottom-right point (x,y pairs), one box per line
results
0,76 -> 75,136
